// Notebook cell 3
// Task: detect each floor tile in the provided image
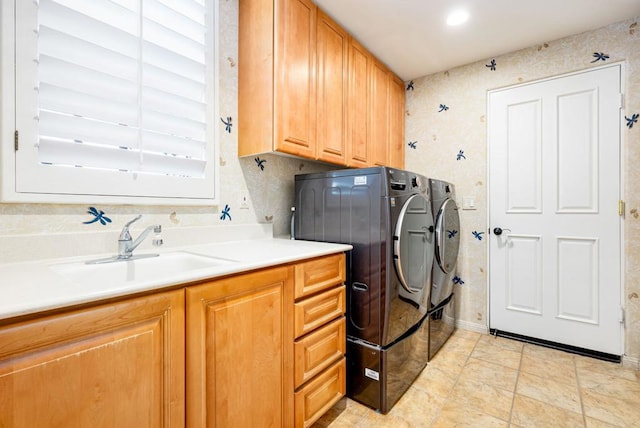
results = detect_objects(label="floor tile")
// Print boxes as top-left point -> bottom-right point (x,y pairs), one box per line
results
448,377 -> 514,421
450,329 -> 482,342
511,394 -> 584,428
522,343 -> 575,363
584,416 -> 624,427
413,365 -> 458,398
575,355 -> 640,383
312,398 -> 367,427
477,334 -> 525,352
427,348 -> 470,377
581,388 -> 640,427
431,401 -> 508,427
471,336 -> 522,370
387,386 -> 446,427
439,334 -> 479,355
459,357 -> 519,392
520,352 -> 578,387
354,410 -> 412,427
516,371 -> 582,413
578,370 -> 640,397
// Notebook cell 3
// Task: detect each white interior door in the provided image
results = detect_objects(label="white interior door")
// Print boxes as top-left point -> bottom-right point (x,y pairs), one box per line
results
488,65 -> 623,355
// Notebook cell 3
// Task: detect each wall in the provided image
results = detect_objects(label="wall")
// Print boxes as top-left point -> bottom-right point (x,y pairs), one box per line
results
0,0 -> 334,261
405,17 -> 640,363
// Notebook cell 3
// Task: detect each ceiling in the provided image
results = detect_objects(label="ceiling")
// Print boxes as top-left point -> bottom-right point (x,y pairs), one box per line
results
314,0 -> 640,81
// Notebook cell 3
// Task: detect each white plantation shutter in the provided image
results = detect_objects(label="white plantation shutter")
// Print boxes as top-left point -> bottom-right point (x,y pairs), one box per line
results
12,0 -> 218,203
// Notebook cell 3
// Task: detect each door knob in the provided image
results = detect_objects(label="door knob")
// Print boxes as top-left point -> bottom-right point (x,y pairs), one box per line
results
493,227 -> 511,236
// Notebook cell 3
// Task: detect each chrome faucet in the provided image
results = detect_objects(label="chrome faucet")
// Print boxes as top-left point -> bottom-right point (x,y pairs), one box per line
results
117,215 -> 163,259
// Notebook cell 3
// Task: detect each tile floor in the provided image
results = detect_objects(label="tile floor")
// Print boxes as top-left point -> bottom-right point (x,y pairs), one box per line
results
313,330 -> 640,427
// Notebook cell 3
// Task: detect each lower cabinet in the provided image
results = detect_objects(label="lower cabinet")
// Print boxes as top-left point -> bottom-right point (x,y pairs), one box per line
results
0,253 -> 346,428
0,289 -> 185,428
185,265 -> 295,427
187,254 -> 347,428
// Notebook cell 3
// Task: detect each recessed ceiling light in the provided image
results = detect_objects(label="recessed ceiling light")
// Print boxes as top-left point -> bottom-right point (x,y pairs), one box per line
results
446,9 -> 469,26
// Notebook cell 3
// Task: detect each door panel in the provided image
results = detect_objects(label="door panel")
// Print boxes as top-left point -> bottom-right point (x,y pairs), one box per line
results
489,65 -> 622,354
557,90 -> 598,212
504,234 -> 542,315
557,237 -> 599,323
506,100 -> 542,212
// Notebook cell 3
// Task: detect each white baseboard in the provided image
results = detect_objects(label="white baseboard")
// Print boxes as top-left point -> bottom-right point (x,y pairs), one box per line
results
456,319 -> 489,335
622,355 -> 640,370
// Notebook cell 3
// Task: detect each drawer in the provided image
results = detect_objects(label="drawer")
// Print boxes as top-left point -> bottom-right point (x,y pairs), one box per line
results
294,357 -> 346,428
294,253 -> 345,299
294,317 -> 346,388
294,286 -> 345,338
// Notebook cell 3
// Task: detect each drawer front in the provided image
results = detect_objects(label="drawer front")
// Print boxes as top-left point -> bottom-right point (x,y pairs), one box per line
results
294,317 -> 346,388
294,358 -> 346,428
294,286 -> 345,338
294,253 -> 345,299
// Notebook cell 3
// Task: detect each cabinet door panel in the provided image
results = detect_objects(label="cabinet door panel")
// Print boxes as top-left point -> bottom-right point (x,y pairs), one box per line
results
316,10 -> 347,164
0,290 -> 185,428
370,59 -> 390,166
294,286 -> 346,337
346,38 -> 370,167
186,266 -> 294,427
294,357 -> 346,427
388,73 -> 405,169
294,253 -> 346,299
275,0 -> 317,157
294,316 -> 346,387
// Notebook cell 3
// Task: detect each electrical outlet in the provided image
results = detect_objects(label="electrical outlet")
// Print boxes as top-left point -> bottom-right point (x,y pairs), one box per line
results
240,195 -> 249,209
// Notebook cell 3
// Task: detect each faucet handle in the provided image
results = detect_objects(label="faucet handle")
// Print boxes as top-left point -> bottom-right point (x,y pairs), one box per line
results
123,215 -> 143,229
119,215 -> 142,240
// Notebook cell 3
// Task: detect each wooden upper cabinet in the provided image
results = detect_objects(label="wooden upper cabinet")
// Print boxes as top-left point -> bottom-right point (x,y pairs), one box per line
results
239,0 -> 317,159
316,10 -> 347,165
275,0 -> 317,157
0,290 -> 185,428
239,0 -> 405,169
346,37 -> 371,167
388,73 -> 406,169
186,266 -> 294,428
369,58 -> 391,167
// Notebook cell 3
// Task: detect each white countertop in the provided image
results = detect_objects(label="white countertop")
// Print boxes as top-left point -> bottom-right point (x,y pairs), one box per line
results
0,238 -> 352,321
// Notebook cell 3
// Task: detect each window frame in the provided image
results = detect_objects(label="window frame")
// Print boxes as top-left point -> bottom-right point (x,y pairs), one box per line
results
0,0 -> 220,206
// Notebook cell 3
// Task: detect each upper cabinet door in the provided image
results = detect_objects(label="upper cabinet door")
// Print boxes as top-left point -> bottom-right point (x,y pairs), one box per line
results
316,10 -> 348,165
369,58 -> 390,166
388,73 -> 406,169
275,0 -> 317,158
346,38 -> 370,167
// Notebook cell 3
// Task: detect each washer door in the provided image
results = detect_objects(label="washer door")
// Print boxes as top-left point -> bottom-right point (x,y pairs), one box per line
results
434,198 -> 460,274
394,193 -> 434,295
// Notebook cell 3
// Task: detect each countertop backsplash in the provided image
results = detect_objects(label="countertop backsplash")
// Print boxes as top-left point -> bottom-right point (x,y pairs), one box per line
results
0,223 -> 273,265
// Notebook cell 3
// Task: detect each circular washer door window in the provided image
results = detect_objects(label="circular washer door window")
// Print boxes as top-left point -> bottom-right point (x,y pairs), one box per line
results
434,198 -> 460,274
394,193 -> 435,294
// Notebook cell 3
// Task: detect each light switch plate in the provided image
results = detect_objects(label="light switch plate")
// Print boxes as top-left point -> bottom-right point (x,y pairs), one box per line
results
462,196 -> 476,210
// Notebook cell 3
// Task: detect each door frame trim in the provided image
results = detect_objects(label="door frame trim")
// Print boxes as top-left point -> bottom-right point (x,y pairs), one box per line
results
485,62 -> 626,355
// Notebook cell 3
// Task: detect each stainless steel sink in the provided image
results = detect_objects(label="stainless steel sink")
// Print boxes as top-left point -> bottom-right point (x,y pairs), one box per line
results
50,251 -> 236,285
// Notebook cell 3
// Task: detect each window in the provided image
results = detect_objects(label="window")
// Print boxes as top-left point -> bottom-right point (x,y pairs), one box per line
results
1,0 -> 219,204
